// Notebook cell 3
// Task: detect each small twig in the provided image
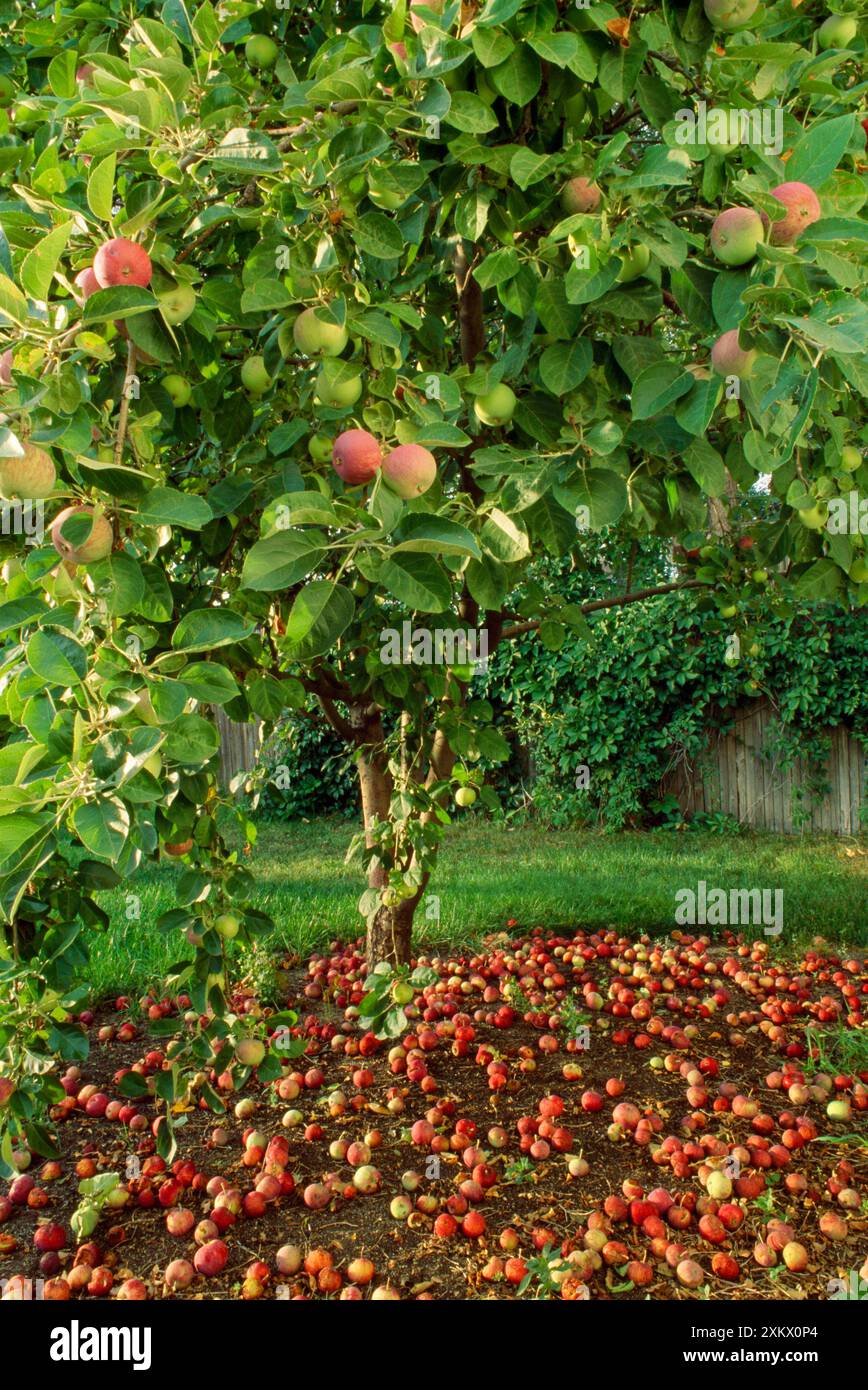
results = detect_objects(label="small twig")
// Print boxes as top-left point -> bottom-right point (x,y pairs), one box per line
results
500,580 -> 705,641
114,341 -> 138,467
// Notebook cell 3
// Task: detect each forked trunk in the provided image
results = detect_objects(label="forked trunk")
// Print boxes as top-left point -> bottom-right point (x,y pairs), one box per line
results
367,898 -> 414,968
355,713 -> 417,967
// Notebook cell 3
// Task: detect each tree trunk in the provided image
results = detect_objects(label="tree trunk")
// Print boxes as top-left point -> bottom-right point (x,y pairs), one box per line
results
353,709 -> 417,967
367,898 -> 414,968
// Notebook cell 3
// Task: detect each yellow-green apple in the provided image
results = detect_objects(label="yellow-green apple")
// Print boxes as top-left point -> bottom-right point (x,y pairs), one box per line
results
240,355 -> 272,394
315,361 -> 363,408
0,443 -> 56,499
162,374 -> 192,407
617,244 -> 651,282
473,383 -> 517,427
560,177 -> 601,214
703,0 -> 760,29
710,330 -> 756,378
818,14 -> 857,48
308,433 -> 334,463
710,207 -> 764,265
292,307 -> 348,357
51,506 -> 114,564
158,282 -> 197,325
245,34 -> 279,68
382,444 -> 437,498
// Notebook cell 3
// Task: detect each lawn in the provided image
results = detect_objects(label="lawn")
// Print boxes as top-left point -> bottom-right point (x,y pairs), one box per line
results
86,818 -> 867,1000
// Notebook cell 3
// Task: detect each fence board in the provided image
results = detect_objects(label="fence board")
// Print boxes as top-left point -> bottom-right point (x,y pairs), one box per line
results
214,708 -> 263,787
662,704 -> 865,835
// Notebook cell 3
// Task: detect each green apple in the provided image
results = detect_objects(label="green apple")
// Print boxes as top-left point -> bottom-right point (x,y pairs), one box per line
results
241,355 -> 272,394
214,912 -> 241,940
159,283 -> 197,325
798,502 -> 828,530
292,307 -> 348,357
308,432 -> 333,463
839,445 -> 862,473
455,786 -> 477,807
849,557 -> 868,583
392,980 -> 415,1005
367,175 -> 406,211
473,383 -> 517,427
751,569 -> 768,584
616,244 -> 651,283
818,14 -> 858,49
245,34 -> 279,69
162,373 -> 192,407
315,361 -> 363,408
719,603 -> 737,619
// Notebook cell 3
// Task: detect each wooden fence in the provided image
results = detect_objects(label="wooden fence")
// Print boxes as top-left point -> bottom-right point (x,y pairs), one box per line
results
661,704 -> 866,834
214,708 -> 262,787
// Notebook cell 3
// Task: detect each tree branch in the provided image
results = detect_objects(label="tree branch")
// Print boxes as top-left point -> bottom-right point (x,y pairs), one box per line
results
500,580 -> 704,641
114,341 -> 137,467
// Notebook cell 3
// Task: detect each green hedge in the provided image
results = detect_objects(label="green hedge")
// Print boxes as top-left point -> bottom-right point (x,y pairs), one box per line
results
479,596 -> 867,828
251,595 -> 868,829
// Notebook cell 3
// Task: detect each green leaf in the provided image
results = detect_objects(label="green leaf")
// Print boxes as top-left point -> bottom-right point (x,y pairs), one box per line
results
0,273 -> 28,325
509,149 -> 552,190
631,362 -> 694,419
0,594 -> 45,636
443,91 -> 498,133
683,440 -> 727,498
786,114 -> 855,188
0,814 -> 52,876
490,45 -> 541,104
557,470 -> 628,530
171,609 -> 255,653
472,26 -> 515,67
473,248 -> 520,290
480,508 -> 531,562
73,798 -> 130,862
393,515 -> 481,558
539,339 -> 593,396
528,32 -> 579,66
89,553 -> 146,616
377,553 -> 452,611
282,581 -> 355,659
26,628 -> 87,686
164,713 -> 221,765
87,153 -> 116,222
82,286 -> 158,324
182,663 -> 239,705
354,213 -> 404,260
240,531 -> 326,591
20,222 -> 74,302
137,487 -> 213,530
47,50 -> 77,98
210,128 -> 282,174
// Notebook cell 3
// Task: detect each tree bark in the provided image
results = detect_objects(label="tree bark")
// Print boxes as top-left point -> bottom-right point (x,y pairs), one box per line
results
353,707 -> 415,967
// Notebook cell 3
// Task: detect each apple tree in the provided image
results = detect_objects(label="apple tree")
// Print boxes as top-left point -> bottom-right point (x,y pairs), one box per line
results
0,0 -> 866,1148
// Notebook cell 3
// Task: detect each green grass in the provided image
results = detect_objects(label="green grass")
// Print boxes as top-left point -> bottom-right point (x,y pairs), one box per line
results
86,818 -> 867,1001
